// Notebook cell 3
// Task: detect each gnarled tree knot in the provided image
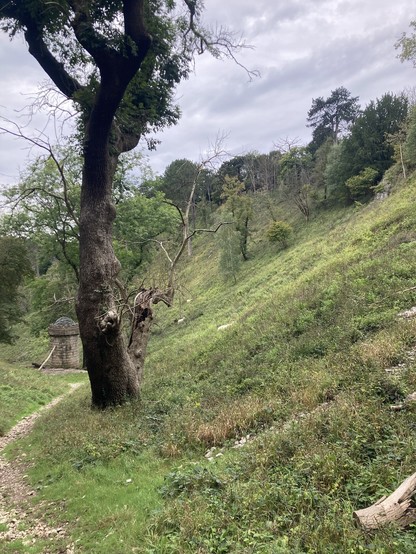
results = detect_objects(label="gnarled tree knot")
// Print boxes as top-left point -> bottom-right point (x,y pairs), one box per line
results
99,310 -> 120,334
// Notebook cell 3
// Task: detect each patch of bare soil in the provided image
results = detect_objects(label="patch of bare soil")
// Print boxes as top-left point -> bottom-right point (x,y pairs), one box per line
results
0,383 -> 82,553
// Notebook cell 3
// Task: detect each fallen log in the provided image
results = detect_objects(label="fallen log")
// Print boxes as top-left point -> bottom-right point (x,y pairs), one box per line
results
353,472 -> 416,530
390,392 -> 416,412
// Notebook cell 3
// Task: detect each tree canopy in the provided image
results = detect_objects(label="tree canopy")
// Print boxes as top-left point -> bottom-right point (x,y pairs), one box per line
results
307,87 -> 360,150
396,20 -> 416,67
340,93 -> 408,184
0,237 -> 32,343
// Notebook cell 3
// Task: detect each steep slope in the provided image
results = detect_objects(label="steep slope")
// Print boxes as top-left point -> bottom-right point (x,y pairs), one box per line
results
141,178 -> 416,552
3,178 -> 416,553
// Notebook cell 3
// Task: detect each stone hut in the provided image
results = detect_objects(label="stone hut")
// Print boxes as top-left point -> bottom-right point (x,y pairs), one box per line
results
48,317 -> 80,369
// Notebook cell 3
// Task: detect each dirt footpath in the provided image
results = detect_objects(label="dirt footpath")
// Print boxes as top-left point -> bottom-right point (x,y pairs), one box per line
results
0,383 -> 82,553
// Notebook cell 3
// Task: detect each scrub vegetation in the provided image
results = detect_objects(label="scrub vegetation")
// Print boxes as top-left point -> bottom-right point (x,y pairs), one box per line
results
2,6 -> 416,551
2,173 -> 416,552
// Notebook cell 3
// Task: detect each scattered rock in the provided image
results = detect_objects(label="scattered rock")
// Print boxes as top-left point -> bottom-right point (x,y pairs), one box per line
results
232,435 -> 251,449
398,306 -> 416,319
205,446 -> 226,461
217,323 -> 234,331
405,392 -> 416,403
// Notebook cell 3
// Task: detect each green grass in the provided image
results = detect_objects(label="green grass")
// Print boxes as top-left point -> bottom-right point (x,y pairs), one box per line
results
0,360 -> 87,436
0,325 -> 50,365
3,177 -> 416,552
3,387 -> 173,554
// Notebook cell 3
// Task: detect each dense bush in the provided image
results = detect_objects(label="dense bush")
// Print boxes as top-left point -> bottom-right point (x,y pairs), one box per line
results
267,220 -> 293,247
345,167 -> 379,199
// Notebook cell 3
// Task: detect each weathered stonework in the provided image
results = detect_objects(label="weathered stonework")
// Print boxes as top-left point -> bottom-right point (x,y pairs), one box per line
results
48,317 -> 80,369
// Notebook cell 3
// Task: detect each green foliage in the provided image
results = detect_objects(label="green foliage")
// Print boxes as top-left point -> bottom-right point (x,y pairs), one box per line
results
279,147 -> 313,219
323,141 -> 349,201
338,93 -> 409,195
1,149 -> 178,328
1,148 -> 159,283
25,261 -> 78,335
345,167 -> 379,200
114,190 -> 178,281
217,151 -> 281,193
0,0 -> 195,142
113,151 -> 154,203
159,158 -> 218,209
307,86 -> 360,149
1,151 -> 81,279
311,137 -> 333,199
279,147 -> 313,179
160,158 -> 201,208
396,20 -> 416,67
267,220 -> 292,247
218,218 -> 242,282
161,464 -> 225,498
3,164 -> 416,552
221,176 -> 253,260
0,237 -> 32,343
403,105 -> 416,168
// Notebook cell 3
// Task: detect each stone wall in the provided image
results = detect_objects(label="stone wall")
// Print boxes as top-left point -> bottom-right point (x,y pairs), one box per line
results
48,318 -> 80,369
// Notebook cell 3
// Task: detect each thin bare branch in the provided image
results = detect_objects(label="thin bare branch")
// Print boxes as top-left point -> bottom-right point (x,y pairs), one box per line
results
0,120 -> 80,227
48,149 -> 80,227
114,277 -> 129,305
186,221 -> 232,240
181,2 -> 260,81
163,200 -> 186,228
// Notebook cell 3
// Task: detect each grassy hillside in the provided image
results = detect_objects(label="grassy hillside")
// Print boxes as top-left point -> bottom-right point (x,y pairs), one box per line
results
3,178 -> 416,553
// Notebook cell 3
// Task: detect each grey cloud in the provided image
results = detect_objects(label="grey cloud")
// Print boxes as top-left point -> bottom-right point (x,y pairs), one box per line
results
1,0 -> 415,180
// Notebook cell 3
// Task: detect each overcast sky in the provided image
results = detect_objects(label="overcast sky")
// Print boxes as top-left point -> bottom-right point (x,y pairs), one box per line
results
0,0 -> 415,186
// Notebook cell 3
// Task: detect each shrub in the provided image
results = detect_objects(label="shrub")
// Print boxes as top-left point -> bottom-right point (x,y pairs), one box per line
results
267,220 -> 293,247
345,167 -> 379,199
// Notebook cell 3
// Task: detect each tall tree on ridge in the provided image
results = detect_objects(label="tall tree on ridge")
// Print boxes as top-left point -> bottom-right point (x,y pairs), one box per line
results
307,86 -> 360,150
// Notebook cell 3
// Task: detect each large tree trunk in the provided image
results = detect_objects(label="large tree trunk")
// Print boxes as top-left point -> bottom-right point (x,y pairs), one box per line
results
76,152 -> 140,408
74,32 -> 152,408
75,133 -> 173,407
9,0 -> 211,409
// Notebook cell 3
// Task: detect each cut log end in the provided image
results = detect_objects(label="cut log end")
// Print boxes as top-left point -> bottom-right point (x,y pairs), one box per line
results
353,472 -> 416,530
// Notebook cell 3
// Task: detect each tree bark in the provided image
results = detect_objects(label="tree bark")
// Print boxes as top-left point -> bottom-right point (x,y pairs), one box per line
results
127,288 -> 172,384
76,148 -> 140,408
353,472 -> 416,530
69,1 -> 152,408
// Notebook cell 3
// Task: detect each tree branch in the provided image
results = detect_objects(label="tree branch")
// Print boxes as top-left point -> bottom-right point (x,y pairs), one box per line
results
67,0 -> 118,69
123,0 -> 150,46
22,20 -> 83,100
56,223 -> 80,282
0,122 -> 80,228
182,2 -> 260,80
48,149 -> 80,227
